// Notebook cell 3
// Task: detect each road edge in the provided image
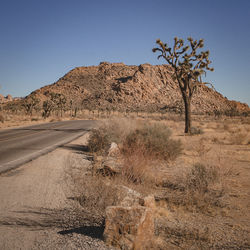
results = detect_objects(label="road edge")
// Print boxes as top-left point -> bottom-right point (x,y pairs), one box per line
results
0,131 -> 89,174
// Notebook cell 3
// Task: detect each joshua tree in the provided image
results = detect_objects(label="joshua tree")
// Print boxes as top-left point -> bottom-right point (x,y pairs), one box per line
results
153,37 -> 214,133
22,95 -> 40,116
42,92 -> 68,118
42,92 -> 57,118
42,99 -> 54,118
54,93 -> 67,117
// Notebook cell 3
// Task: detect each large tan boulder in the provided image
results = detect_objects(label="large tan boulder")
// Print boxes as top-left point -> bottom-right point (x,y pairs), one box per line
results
108,142 -> 120,157
117,185 -> 142,207
0,94 -> 4,103
104,205 -> 154,250
96,157 -> 123,176
6,94 -> 13,101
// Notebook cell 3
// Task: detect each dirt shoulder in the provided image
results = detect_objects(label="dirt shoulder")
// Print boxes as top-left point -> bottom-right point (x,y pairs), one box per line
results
0,134 -> 109,250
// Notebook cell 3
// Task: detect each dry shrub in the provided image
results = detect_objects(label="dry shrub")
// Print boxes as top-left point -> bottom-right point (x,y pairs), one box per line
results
87,119 -> 140,155
65,156 -> 120,222
193,138 -> 211,157
87,120 -> 182,161
189,126 -> 204,135
121,146 -> 159,186
228,131 -> 246,145
223,123 -> 230,131
186,163 -> 218,194
0,113 -> 4,123
122,123 -> 182,161
241,117 -> 250,124
87,129 -> 110,154
86,120 -> 182,198
161,163 -> 225,213
212,136 -> 220,144
166,114 -> 184,122
74,175 -> 119,220
122,149 -> 150,184
181,163 -> 226,212
31,117 -> 39,121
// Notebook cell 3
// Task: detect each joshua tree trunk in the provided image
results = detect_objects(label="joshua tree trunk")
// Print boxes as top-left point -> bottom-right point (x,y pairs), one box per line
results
183,94 -> 191,134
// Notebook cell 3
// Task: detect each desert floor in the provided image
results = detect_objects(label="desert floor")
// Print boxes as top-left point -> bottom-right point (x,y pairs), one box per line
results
0,115 -> 249,249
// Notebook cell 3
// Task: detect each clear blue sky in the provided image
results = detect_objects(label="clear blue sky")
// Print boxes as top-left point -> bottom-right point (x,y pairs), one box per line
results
0,0 -> 249,105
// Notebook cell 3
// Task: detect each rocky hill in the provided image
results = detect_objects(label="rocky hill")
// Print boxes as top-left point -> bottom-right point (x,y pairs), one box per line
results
29,62 -> 249,114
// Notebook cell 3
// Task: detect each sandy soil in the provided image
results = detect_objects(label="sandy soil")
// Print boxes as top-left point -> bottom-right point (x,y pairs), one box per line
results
0,115 -> 249,249
0,134 -> 109,250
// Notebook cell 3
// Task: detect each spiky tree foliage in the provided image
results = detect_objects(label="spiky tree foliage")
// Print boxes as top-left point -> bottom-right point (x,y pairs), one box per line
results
42,92 -> 68,118
42,92 -> 57,118
22,95 -> 40,116
153,37 -> 214,133
53,93 -> 67,117
42,99 -> 54,118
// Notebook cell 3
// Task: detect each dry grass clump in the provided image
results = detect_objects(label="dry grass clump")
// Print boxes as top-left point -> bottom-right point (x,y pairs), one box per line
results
241,117 -> 250,124
189,126 -> 204,135
87,129 -> 110,154
211,136 -> 220,144
161,163 -> 225,213
223,122 -> 230,131
0,113 -> 4,123
122,123 -> 182,161
65,157 -> 120,222
87,120 -> 182,161
186,163 -> 219,194
184,163 -> 226,212
82,120 -> 183,215
121,146 -> 161,186
87,119 -> 140,155
73,175 -> 119,220
228,131 -> 247,145
192,138 -> 211,156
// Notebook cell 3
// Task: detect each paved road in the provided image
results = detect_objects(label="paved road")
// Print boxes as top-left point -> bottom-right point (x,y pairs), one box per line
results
0,120 -> 97,173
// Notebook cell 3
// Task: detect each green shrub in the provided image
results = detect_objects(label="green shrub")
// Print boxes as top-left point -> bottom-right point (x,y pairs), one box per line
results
123,124 -> 182,161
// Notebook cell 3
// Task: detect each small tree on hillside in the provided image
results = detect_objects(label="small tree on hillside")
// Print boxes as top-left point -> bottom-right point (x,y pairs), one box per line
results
53,93 -> 67,117
22,95 -> 40,116
42,92 -> 57,118
153,37 -> 214,133
42,99 -> 54,118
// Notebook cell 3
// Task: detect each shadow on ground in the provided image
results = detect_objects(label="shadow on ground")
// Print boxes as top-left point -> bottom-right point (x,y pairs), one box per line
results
0,207 -> 104,240
58,225 -> 104,239
59,144 -> 94,161
60,144 -> 89,153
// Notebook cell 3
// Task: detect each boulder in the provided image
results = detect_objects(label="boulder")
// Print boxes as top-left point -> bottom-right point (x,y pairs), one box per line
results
117,185 -> 143,207
0,94 -> 4,103
6,94 -> 13,101
108,142 -> 120,157
97,157 -> 123,176
142,195 -> 156,209
104,205 -> 154,250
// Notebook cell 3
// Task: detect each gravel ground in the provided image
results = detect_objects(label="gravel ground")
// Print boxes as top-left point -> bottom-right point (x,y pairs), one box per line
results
0,134 -> 111,250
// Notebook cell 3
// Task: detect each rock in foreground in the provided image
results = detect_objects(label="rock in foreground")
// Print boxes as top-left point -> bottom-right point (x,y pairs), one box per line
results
104,206 -> 154,250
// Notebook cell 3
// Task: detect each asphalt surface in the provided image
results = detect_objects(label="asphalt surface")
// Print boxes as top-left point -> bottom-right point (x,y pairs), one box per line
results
0,120 -> 97,173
